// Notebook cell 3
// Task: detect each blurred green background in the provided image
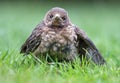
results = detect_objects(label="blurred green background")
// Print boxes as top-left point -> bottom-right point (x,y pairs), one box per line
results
0,1 -> 120,83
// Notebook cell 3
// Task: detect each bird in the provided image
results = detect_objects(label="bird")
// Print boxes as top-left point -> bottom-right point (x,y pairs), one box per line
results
20,7 -> 106,65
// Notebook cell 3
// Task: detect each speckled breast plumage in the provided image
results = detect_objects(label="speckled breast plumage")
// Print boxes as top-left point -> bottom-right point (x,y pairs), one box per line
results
33,26 -> 78,61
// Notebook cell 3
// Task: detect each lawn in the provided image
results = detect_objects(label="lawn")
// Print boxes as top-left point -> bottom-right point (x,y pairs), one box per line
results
0,1 -> 120,83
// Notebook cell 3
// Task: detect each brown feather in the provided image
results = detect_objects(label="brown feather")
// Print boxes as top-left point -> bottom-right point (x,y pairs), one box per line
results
74,26 -> 106,65
20,21 -> 45,54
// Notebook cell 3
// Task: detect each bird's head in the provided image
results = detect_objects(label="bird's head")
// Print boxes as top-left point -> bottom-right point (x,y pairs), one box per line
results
44,7 -> 72,28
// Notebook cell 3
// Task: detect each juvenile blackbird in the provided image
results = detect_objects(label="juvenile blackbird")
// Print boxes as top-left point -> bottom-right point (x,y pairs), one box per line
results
20,7 -> 106,65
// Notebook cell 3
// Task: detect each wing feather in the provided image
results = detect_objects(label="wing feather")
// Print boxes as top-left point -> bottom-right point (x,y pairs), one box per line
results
20,21 -> 45,54
74,26 -> 106,65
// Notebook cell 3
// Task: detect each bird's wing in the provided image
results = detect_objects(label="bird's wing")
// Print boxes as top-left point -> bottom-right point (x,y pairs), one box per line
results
74,26 -> 106,65
20,21 -> 45,55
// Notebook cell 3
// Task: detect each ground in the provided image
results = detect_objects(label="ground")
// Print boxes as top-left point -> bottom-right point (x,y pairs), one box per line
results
0,2 -> 120,83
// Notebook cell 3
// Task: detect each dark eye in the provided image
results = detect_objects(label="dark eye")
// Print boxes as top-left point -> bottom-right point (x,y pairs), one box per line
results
50,14 -> 53,18
62,17 -> 66,20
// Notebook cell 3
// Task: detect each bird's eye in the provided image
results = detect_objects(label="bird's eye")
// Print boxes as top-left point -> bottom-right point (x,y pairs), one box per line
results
50,14 -> 53,18
62,17 -> 66,20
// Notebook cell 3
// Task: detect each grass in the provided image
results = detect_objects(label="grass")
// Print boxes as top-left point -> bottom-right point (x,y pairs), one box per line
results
0,1 -> 120,83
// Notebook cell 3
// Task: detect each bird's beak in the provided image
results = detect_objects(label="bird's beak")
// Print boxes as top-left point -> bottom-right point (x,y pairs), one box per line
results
51,14 -> 63,27
53,14 -> 61,21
